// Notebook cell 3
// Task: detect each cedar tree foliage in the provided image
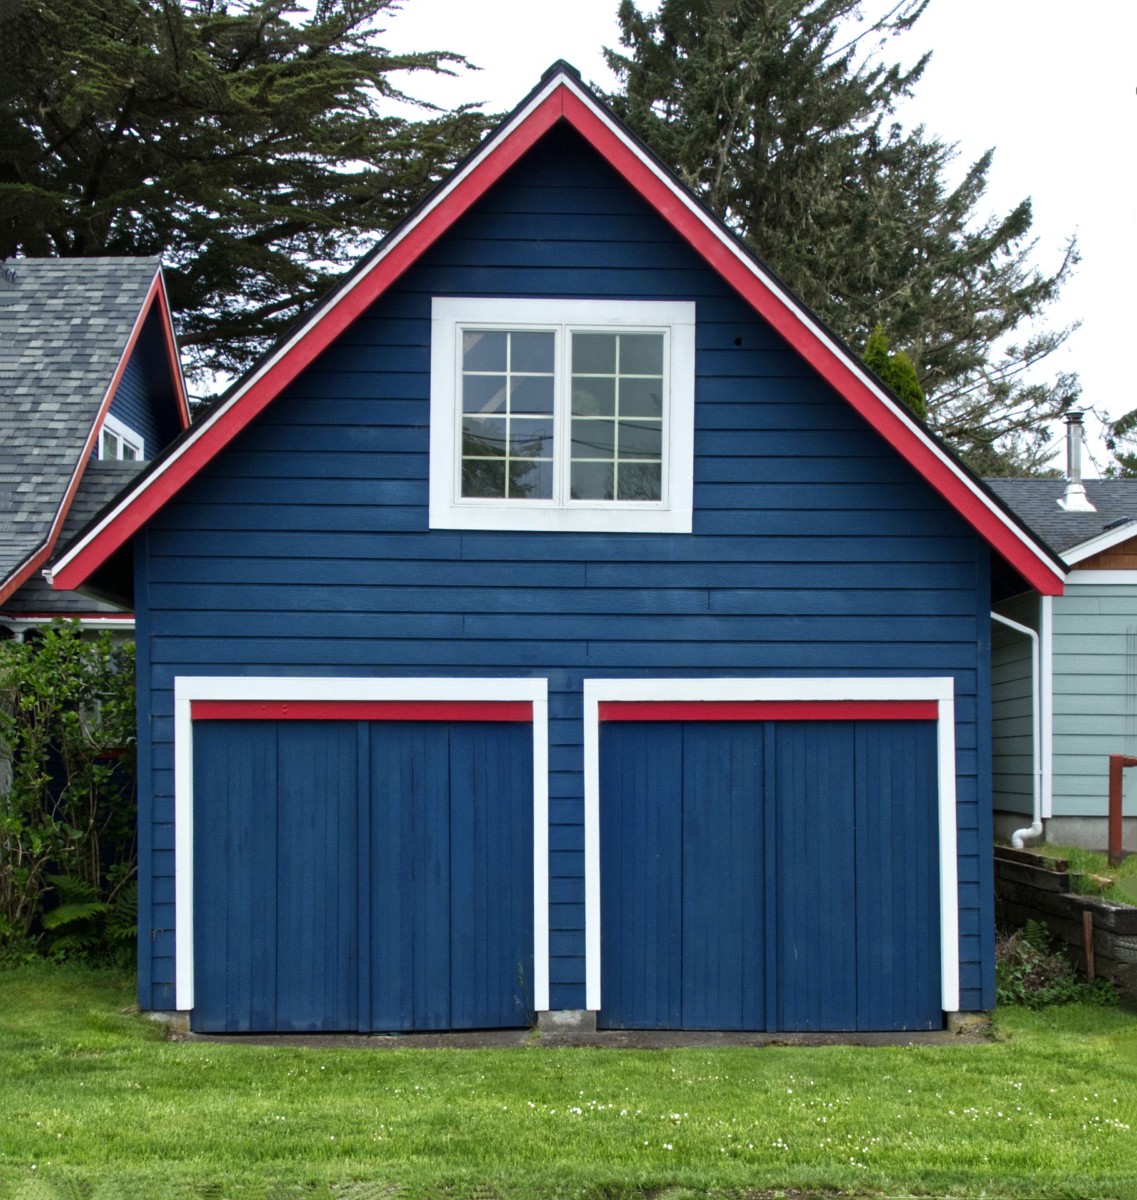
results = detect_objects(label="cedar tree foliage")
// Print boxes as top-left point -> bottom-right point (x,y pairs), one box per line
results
605,0 -> 1080,473
0,0 -> 492,384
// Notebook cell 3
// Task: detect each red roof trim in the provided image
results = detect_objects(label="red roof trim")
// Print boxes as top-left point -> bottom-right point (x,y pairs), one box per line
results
152,273 -> 193,431
191,699 -> 533,723
598,700 -> 939,722
558,91 -> 1063,595
50,72 -> 1064,596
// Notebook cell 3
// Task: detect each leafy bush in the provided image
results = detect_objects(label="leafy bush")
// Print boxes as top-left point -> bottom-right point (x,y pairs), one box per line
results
996,920 -> 1117,1009
0,621 -> 136,963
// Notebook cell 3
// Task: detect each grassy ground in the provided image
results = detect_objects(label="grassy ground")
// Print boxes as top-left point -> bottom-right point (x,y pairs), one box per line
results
0,965 -> 1134,1200
1024,841 -> 1137,906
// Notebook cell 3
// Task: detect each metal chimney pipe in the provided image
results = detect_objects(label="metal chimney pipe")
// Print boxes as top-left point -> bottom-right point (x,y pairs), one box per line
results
1058,411 -> 1096,512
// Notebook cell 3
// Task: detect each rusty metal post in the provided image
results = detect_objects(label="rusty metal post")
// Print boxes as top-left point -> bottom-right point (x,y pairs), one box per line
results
1083,910 -> 1095,981
1108,755 -> 1137,867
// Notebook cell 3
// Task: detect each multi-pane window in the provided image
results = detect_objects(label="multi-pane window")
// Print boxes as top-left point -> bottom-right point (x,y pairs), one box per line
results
98,414 -> 144,461
461,330 -> 555,500
458,326 -> 666,504
431,298 -> 695,534
570,332 -> 663,502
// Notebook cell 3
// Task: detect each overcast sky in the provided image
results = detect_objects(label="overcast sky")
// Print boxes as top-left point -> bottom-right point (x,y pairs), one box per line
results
381,0 -> 1135,475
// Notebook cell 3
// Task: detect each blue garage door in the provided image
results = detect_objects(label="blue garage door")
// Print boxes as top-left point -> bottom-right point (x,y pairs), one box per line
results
598,719 -> 941,1032
192,718 -> 533,1033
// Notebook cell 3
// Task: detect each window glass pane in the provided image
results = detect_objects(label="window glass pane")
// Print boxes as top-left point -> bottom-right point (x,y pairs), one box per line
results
463,330 -> 507,372
462,458 -> 507,499
619,377 -> 663,418
463,374 -> 508,414
571,418 -> 616,460
617,419 -> 662,457
509,417 -> 554,457
122,443 -> 140,461
617,461 -> 662,501
511,331 -> 555,373
571,460 -> 615,501
509,457 -> 553,500
571,377 -> 615,417
462,416 -> 507,457
619,333 -> 664,375
572,333 -> 617,374
510,375 -> 554,414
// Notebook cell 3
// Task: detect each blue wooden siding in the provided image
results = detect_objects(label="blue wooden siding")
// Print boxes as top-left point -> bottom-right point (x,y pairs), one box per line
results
135,122 -> 995,1019
107,305 -> 182,456
192,718 -> 533,1033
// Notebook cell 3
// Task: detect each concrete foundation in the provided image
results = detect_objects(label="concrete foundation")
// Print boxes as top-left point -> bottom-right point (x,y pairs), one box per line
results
945,1011 -> 991,1035
994,811 -> 1137,853
146,1010 -> 190,1033
537,1009 -> 597,1033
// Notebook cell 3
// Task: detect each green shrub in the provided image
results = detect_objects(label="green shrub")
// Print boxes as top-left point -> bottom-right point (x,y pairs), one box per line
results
996,920 -> 1117,1009
0,621 -> 136,963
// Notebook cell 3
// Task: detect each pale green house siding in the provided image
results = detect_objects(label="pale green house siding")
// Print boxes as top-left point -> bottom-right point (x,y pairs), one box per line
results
1051,581 -> 1137,817
992,593 -> 1037,817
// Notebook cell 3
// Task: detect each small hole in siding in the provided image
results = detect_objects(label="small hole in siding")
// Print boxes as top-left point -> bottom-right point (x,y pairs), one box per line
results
734,337 -> 742,347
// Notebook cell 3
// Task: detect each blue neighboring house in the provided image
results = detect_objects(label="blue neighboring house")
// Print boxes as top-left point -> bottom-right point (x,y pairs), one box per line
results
0,257 -> 189,638
51,65 -> 1066,1034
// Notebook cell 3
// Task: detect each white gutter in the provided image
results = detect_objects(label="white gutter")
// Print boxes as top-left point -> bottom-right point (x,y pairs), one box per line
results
991,612 -> 1042,846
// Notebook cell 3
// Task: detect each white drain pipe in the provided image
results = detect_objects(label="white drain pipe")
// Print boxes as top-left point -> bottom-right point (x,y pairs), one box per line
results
991,612 -> 1042,847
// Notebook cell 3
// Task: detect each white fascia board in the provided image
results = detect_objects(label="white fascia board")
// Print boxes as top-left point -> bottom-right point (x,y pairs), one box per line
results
1062,520 -> 1137,566
49,79 -> 571,585
54,71 -> 1060,588
581,676 -> 960,1016
1065,570 -> 1137,585
173,675 -> 549,1016
563,78 -> 1061,577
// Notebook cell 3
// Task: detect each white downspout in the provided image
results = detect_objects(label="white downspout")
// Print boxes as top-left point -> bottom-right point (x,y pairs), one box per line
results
991,612 -> 1042,846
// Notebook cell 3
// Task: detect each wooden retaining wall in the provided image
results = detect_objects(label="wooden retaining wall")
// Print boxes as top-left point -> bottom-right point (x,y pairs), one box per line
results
994,846 -> 1137,1004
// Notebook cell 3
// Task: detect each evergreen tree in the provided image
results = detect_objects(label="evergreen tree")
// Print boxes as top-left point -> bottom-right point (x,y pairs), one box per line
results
605,0 -> 1078,473
0,0 -> 491,384
863,324 -> 924,419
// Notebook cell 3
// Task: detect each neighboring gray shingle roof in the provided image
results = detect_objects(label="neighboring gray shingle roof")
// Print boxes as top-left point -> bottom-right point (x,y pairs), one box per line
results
0,256 -> 159,589
984,479 -> 1137,557
1,462 -> 146,615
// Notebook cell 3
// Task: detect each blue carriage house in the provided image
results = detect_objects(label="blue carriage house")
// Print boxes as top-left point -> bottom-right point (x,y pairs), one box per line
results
50,64 -> 1066,1034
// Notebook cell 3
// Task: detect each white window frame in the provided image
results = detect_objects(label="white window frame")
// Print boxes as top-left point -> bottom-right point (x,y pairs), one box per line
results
430,297 -> 696,533
99,412 -> 145,461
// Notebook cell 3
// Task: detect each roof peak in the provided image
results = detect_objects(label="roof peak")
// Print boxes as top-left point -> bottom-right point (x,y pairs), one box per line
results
540,60 -> 583,83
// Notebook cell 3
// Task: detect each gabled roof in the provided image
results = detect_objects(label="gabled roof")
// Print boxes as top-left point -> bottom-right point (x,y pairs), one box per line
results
49,63 -> 1066,597
986,479 -> 1137,564
0,257 -> 189,608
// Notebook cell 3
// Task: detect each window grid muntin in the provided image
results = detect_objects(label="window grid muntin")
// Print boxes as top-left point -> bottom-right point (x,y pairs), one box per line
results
455,321 -> 670,508
570,331 -> 664,502
460,328 -> 556,500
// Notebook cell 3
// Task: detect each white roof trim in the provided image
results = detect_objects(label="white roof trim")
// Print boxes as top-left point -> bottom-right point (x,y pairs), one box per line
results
50,68 -> 1060,587
1061,519 -> 1137,565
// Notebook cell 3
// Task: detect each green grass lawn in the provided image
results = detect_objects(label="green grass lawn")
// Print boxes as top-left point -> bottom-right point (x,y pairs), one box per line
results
0,965 -> 1134,1200
1024,840 -> 1137,906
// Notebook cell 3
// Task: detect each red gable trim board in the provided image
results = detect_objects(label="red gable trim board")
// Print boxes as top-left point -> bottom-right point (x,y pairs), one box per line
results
48,68 -> 1065,597
2,270 -> 191,607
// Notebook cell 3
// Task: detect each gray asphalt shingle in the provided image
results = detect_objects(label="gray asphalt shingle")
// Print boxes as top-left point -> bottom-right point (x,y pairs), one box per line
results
984,479 -> 1137,557
0,257 -> 159,591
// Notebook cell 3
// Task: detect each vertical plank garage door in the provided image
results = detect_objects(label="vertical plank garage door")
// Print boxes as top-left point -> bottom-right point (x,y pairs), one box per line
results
598,705 -> 942,1032
190,705 -> 534,1033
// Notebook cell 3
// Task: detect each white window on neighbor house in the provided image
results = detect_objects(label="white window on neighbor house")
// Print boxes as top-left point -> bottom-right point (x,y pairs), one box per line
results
429,298 -> 695,533
98,412 -> 145,462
